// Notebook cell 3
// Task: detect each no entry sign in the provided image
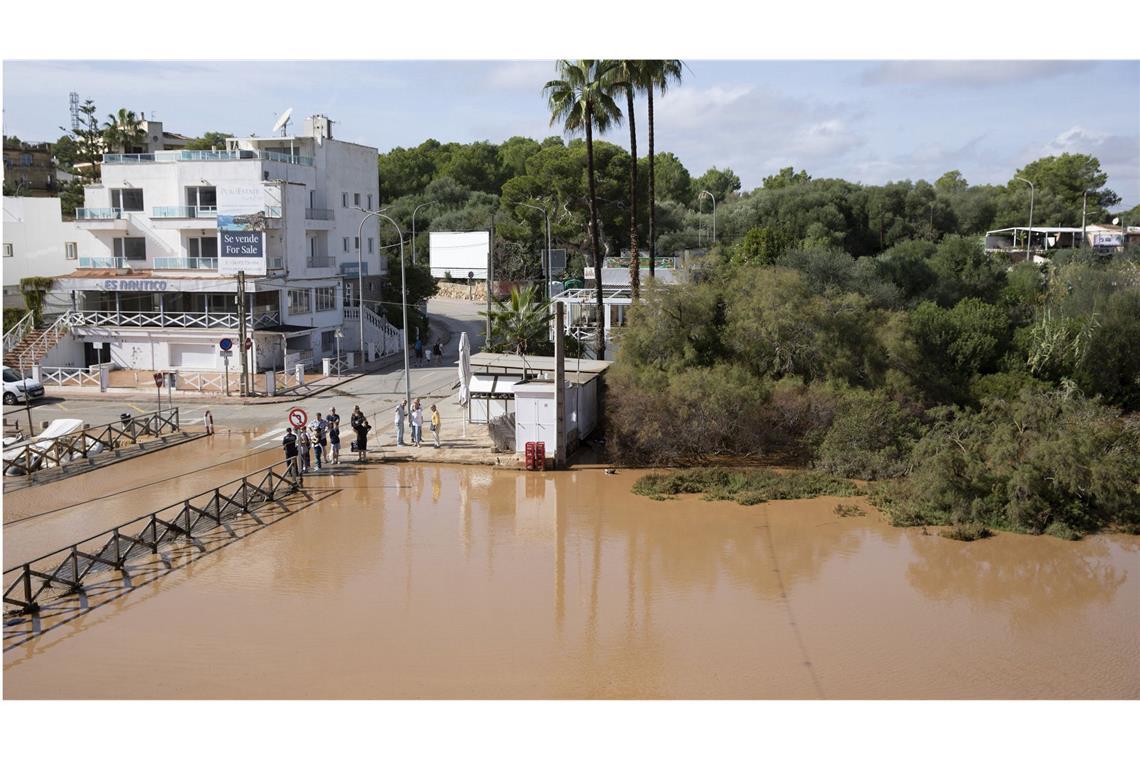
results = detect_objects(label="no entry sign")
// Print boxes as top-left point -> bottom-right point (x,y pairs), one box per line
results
288,407 -> 308,429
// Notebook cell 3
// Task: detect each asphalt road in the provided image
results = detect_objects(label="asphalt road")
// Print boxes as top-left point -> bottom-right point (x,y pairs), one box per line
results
3,298 -> 486,447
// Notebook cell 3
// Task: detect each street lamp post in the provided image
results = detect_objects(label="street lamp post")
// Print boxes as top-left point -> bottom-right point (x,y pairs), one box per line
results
375,212 -> 413,411
411,200 -> 436,266
516,201 -> 551,297
355,209 -> 383,359
698,189 -> 716,246
1015,176 -> 1035,258
1081,190 -> 1089,249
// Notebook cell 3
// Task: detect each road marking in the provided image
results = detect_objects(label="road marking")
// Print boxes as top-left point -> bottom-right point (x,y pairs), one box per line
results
127,404 -> 148,414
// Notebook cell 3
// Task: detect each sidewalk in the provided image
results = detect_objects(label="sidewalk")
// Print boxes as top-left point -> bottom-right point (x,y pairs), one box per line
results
38,353 -> 408,406
370,382 -> 523,468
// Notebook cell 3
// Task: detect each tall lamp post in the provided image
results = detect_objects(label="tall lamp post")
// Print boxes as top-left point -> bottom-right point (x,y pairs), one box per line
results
516,201 -> 551,297
376,212 -> 413,410
355,208 -> 383,358
698,189 -> 716,246
1015,176 -> 1035,258
411,200 -> 436,265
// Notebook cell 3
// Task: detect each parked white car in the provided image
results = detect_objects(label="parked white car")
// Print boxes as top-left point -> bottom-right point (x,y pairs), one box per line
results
2,366 -> 46,405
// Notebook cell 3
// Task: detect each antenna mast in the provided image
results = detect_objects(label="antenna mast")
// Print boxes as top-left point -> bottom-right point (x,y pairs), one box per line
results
69,91 -> 80,131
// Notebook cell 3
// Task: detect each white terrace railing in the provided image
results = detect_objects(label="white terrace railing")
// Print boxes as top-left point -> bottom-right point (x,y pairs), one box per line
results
69,310 -> 280,330
177,371 -> 236,394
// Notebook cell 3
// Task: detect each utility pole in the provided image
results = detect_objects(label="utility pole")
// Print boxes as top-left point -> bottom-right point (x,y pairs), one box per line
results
555,301 -> 566,469
1081,191 -> 1088,248
485,221 -> 494,344
236,270 -> 248,396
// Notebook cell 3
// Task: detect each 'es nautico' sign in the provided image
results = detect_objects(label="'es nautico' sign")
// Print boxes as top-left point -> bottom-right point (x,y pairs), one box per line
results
102,279 -> 169,291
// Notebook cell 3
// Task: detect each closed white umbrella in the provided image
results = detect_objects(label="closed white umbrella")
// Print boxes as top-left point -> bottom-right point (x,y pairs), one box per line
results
458,331 -> 472,407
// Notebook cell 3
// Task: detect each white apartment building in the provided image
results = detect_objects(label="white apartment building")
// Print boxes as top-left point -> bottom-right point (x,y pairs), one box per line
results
2,197 -> 80,309
38,114 -> 398,373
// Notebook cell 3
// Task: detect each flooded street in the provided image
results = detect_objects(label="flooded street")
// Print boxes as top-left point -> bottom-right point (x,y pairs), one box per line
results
4,463 -> 1138,699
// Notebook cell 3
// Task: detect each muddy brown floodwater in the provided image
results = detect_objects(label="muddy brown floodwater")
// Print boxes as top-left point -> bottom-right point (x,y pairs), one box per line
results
4,463 -> 1138,698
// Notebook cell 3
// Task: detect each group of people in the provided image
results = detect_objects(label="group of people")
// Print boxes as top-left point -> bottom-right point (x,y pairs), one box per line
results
282,405 -> 372,473
413,337 -> 444,367
393,398 -> 441,448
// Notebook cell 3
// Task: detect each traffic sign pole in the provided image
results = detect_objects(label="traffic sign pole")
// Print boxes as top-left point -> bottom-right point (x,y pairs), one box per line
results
153,372 -> 163,414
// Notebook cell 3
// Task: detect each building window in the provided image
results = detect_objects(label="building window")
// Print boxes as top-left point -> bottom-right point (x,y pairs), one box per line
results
315,287 -> 335,312
188,237 -> 218,258
288,288 -> 311,315
354,236 -> 360,250
310,236 -> 317,257
342,192 -> 348,208
20,154 -> 34,166
185,186 -> 217,211
110,188 -> 144,211
367,194 -> 373,210
353,192 -> 361,207
309,190 -> 316,208
343,237 -> 349,253
368,238 -> 374,254
113,237 -> 146,260
3,243 -> 12,257
65,242 -> 78,260
321,330 -> 336,353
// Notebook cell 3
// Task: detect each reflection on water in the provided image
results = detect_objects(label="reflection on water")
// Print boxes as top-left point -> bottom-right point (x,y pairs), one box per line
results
4,464 -> 1138,699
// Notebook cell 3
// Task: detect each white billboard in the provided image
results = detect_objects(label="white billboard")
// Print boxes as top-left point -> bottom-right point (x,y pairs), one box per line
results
430,231 -> 490,279
217,183 -> 269,276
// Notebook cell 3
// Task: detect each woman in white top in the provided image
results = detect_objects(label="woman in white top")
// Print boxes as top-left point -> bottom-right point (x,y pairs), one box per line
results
411,401 -> 424,447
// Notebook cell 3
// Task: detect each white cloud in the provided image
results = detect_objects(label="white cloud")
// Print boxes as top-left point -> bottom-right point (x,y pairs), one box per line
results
484,61 -> 557,90
792,119 -> 864,158
862,60 -> 1096,87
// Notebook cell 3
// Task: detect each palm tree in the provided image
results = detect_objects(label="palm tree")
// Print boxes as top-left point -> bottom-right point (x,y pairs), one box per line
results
611,60 -> 649,303
544,60 -> 623,360
481,284 -> 552,355
642,60 -> 683,279
102,108 -> 144,154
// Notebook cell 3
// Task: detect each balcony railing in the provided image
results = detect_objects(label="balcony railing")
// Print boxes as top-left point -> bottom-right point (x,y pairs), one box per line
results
78,257 -> 144,269
75,208 -> 123,220
305,208 -> 334,221
306,255 -> 335,269
102,149 -> 313,167
70,310 -> 281,330
152,206 -> 219,219
153,257 -> 219,270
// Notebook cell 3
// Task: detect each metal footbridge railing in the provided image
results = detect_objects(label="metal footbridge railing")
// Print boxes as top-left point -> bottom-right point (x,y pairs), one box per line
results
3,461 -> 303,624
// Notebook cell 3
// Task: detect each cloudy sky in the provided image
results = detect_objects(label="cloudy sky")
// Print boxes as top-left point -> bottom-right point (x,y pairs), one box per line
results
4,60 -> 1138,208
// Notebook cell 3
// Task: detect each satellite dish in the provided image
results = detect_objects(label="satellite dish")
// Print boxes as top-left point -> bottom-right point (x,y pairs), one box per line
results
272,108 -> 294,136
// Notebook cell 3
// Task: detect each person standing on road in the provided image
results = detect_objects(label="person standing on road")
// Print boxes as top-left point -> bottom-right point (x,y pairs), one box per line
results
329,421 -> 341,465
430,404 -> 441,448
297,427 -> 312,472
414,337 -> 424,367
352,412 -> 371,462
394,400 -> 407,446
282,427 -> 299,473
434,341 -> 443,365
327,407 -> 340,429
351,405 -> 364,429
312,423 -> 326,471
411,399 -> 424,447
204,409 -> 214,435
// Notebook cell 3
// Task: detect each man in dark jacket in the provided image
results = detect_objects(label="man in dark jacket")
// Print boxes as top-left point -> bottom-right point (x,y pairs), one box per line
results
282,428 -> 299,475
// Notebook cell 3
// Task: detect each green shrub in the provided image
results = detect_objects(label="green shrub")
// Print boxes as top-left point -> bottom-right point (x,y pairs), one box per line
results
876,389 -> 1140,536
815,389 -> 922,479
632,467 -> 858,505
940,522 -> 993,541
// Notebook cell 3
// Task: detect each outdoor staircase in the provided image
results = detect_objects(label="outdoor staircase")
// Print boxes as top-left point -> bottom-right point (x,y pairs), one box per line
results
2,312 -> 75,370
343,306 -> 403,357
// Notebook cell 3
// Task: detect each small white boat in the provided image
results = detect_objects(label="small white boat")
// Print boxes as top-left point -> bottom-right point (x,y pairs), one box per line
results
3,418 -> 84,474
